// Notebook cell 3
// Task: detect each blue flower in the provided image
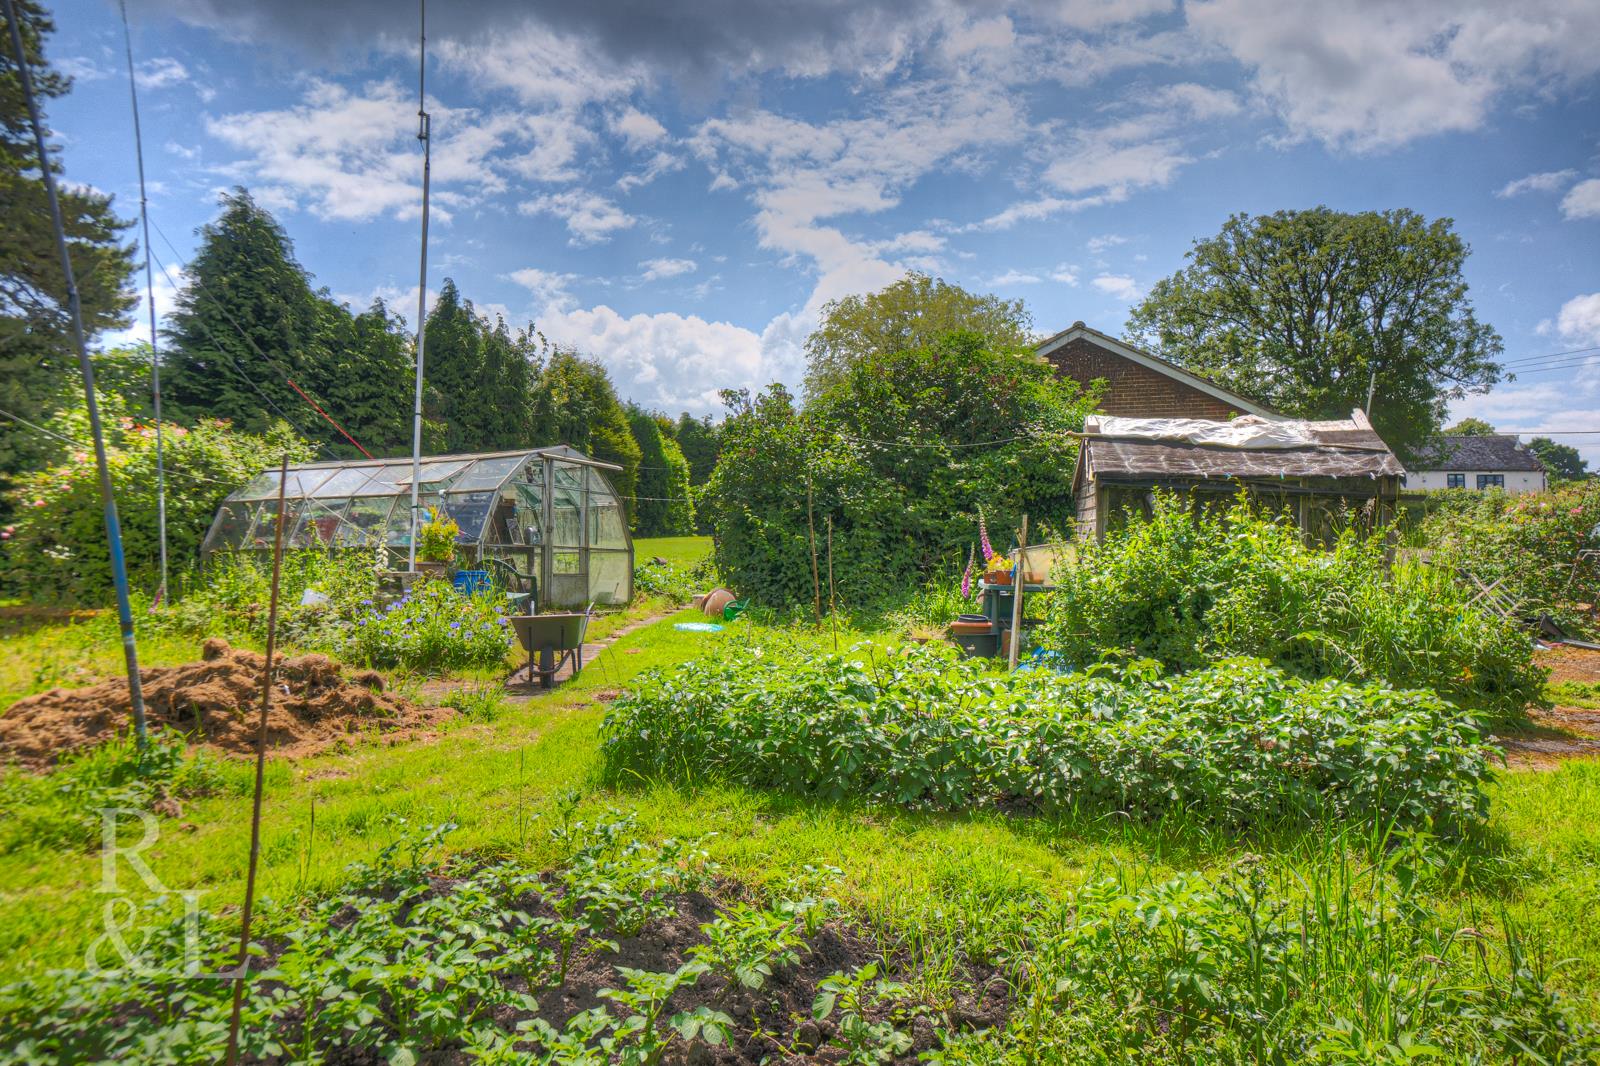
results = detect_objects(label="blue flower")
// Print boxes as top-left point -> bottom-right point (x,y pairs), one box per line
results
450,621 -> 461,630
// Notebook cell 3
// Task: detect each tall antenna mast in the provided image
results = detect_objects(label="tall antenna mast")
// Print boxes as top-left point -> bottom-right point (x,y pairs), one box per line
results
406,0 -> 432,571
4,0 -> 148,743
118,0 -> 168,603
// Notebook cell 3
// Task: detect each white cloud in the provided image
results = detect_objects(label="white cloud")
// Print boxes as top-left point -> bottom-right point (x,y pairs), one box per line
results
205,79 -> 520,222
1450,380 -> 1600,468
1086,233 -> 1128,253
1560,179 -> 1600,220
1189,0 -> 1600,151
611,107 -> 668,150
986,269 -> 1042,286
1146,82 -> 1241,119
616,150 -> 686,192
1495,169 -> 1577,197
1051,264 -> 1081,285
1555,292 -> 1600,346
506,268 -> 579,312
519,189 -> 636,244
1092,273 -> 1141,301
135,57 -> 191,91
506,110 -> 596,183
639,257 -> 697,281
433,25 -> 644,109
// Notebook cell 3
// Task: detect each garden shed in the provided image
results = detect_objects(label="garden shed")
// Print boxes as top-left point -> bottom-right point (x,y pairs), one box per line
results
1073,411 -> 1404,542
202,446 -> 633,608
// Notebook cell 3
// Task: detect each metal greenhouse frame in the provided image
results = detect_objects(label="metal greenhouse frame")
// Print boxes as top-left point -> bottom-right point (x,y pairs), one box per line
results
201,446 -> 633,608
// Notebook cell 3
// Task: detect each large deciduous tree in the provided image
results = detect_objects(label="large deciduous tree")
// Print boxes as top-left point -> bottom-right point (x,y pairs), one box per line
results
1127,208 -> 1502,458
803,272 -> 1035,395
0,0 -> 135,510
1527,437 -> 1589,483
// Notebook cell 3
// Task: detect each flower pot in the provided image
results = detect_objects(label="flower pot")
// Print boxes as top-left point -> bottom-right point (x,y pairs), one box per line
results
985,571 -> 1013,587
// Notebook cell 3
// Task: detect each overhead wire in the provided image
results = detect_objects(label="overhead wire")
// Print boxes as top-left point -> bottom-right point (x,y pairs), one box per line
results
117,0 -> 170,602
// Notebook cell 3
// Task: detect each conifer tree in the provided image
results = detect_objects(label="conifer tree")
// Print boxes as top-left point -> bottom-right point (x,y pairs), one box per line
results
627,404 -> 693,535
161,189 -> 331,440
1,0 -> 135,507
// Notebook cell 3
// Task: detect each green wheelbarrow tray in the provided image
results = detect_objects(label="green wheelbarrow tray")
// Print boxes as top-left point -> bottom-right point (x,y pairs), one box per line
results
510,612 -> 590,689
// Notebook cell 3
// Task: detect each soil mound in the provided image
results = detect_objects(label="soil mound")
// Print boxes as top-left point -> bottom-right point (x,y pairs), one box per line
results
0,640 -> 447,768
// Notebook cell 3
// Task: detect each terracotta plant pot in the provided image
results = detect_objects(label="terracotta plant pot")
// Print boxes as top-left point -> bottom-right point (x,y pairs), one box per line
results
986,571 -> 1013,587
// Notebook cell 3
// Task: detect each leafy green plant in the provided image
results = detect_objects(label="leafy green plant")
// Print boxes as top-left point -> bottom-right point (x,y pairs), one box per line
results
417,512 -> 461,564
812,963 -> 913,1064
602,642 -> 1497,831
689,901 -> 804,993
344,579 -> 513,673
1034,493 -> 1545,727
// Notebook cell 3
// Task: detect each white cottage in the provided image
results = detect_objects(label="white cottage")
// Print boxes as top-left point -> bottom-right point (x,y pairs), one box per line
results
1404,435 -> 1548,494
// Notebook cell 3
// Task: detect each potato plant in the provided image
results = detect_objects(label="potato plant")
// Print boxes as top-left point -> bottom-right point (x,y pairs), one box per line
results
601,643 -> 1497,830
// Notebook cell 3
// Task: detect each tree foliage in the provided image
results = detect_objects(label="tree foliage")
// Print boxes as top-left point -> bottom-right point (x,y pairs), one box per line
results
1445,418 -> 1497,437
704,332 -> 1100,606
1,412 -> 314,601
0,0 -> 135,512
803,273 -> 1035,395
627,406 -> 693,537
531,350 -> 641,514
1526,437 -> 1589,483
1127,208 -> 1502,459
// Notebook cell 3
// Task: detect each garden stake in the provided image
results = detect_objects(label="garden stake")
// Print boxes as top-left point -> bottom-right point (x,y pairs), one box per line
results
807,477 -> 822,625
225,454 -> 290,1066
5,0 -> 149,748
1009,515 -> 1028,669
826,516 -> 838,652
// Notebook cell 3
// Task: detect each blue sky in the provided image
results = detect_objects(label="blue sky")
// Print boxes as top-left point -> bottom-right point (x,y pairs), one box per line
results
40,0 -> 1600,463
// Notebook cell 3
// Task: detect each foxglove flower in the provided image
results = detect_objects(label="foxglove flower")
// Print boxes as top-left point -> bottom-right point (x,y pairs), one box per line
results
978,506 -> 994,561
961,544 -> 975,597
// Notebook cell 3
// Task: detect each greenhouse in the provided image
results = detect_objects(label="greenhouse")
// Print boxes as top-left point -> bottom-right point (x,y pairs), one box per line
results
202,447 -> 633,608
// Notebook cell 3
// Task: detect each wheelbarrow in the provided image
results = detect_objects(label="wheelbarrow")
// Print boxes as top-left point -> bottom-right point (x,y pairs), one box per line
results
509,610 -> 590,690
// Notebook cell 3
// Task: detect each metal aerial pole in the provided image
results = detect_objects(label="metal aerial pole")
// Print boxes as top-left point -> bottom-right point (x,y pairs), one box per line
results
407,0 -> 432,571
118,0 -> 168,603
4,0 -> 148,743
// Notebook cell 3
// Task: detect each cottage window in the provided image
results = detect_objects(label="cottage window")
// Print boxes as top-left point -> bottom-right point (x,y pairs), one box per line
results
1476,474 -> 1504,490
1446,474 -> 1465,489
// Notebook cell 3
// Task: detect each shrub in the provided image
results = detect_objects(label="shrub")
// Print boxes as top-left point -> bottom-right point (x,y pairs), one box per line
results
344,579 -> 513,673
700,333 -> 1101,608
1415,480 -> 1600,638
0,417 -> 315,602
601,643 -> 1496,831
1034,494 -> 1544,726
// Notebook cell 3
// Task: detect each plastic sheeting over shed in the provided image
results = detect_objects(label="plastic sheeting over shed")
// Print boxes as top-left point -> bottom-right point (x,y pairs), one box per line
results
202,446 -> 633,608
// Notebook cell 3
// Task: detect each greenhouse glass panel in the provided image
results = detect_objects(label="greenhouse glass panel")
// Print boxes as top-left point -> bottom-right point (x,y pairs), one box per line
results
587,468 -> 627,549
249,499 -> 304,549
451,455 -> 523,493
207,500 -> 257,551
590,550 -> 631,605
506,482 -> 543,545
308,465 -> 402,498
550,462 -> 584,548
442,491 -> 495,541
285,468 -> 340,497
293,499 -> 350,548
394,460 -> 470,490
336,496 -> 394,547
384,493 -> 440,548
236,470 -> 282,501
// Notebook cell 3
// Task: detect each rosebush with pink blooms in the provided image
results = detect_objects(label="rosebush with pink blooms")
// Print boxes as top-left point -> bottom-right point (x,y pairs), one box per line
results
0,418 -> 314,602
1418,478 -> 1600,638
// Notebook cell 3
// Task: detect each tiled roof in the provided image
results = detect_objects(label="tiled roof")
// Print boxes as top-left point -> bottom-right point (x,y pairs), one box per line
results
1409,434 -> 1547,472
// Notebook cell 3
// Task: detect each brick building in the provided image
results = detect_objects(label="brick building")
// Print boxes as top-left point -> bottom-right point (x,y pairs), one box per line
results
1036,322 -> 1278,421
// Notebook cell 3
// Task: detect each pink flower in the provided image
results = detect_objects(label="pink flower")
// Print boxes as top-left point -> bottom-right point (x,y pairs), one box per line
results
1573,508 -> 1584,516
978,506 -> 994,561
0,531 -> 9,540
961,544 -> 975,597
32,499 -> 45,508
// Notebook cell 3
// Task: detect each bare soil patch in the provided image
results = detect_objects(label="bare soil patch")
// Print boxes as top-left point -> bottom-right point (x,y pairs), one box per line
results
1497,644 -> 1600,769
0,638 -> 449,768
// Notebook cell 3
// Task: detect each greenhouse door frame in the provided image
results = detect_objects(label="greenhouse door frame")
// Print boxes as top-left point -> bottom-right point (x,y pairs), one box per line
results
540,454 -> 589,610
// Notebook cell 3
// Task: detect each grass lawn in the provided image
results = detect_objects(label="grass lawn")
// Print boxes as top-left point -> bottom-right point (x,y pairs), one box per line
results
632,534 -> 712,569
1,609 -> 1598,1060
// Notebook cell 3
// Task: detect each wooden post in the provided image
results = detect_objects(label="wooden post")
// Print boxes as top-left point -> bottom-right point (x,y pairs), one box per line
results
806,478 -> 822,625
1008,514 -> 1029,669
826,515 -> 838,653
